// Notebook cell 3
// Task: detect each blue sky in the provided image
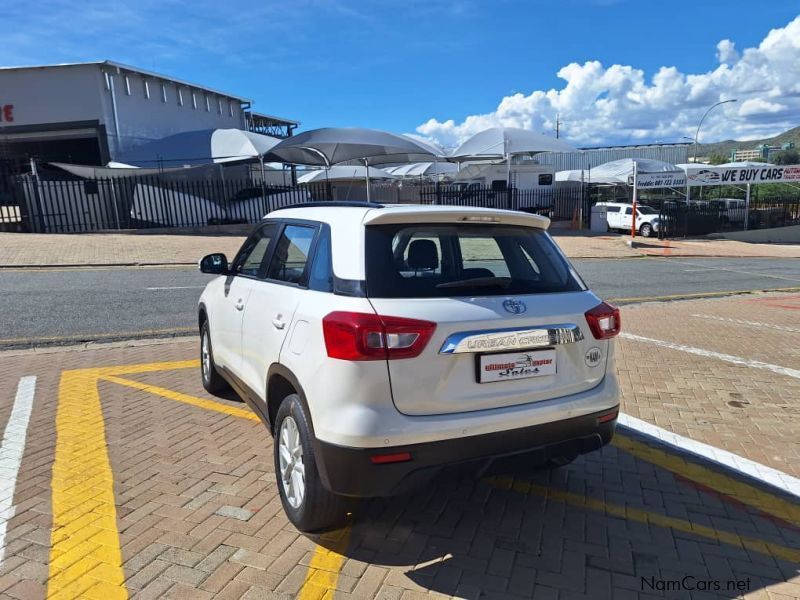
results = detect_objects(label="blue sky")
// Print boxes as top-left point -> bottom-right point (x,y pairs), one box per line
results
5,1 -> 800,146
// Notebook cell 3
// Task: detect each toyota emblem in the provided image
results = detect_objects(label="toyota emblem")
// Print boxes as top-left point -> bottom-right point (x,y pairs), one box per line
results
502,299 -> 527,315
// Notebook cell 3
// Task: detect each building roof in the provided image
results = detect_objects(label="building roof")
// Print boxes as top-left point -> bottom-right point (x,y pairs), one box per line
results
248,111 -> 299,128
578,142 -> 691,150
0,59 -> 252,102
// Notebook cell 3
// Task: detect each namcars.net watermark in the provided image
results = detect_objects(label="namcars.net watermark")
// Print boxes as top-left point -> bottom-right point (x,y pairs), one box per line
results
642,575 -> 751,593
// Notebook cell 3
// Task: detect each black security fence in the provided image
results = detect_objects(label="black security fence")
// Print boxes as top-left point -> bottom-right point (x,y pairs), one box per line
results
1,174 -> 558,233
418,184 -> 556,215
2,175 -> 334,233
640,197 -> 800,238
3,169 -> 796,237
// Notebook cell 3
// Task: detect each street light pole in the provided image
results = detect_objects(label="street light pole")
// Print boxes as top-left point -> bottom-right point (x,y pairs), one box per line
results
693,99 -> 737,163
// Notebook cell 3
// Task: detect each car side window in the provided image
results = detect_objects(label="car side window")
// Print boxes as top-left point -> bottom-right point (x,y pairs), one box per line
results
267,225 -> 316,284
625,207 -> 633,215
233,224 -> 277,278
605,206 -> 620,213
308,227 -> 333,292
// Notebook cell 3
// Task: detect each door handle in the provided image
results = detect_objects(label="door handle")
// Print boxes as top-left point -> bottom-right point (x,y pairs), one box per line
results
235,299 -> 245,311
272,316 -> 286,329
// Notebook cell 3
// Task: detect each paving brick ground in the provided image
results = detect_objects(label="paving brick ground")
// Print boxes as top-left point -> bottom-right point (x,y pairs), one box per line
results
2,227 -> 799,268
0,293 -> 798,598
618,292 -> 800,478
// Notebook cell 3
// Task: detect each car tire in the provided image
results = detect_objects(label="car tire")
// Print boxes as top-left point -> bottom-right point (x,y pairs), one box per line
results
639,223 -> 652,238
274,393 -> 352,532
200,321 -> 229,395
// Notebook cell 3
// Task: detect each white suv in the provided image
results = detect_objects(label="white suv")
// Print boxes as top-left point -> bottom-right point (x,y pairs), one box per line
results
198,202 -> 620,531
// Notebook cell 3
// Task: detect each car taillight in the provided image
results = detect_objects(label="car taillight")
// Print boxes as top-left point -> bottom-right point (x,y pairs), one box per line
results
585,302 -> 621,339
322,311 -> 436,361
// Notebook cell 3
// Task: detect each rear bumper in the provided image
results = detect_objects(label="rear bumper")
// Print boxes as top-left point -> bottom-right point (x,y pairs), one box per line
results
315,406 -> 618,497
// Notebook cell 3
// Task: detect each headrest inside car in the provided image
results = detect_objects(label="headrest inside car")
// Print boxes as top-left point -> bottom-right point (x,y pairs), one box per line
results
407,239 -> 439,270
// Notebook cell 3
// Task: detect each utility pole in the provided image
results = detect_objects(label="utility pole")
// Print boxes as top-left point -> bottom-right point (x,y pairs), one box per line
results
554,114 -> 561,139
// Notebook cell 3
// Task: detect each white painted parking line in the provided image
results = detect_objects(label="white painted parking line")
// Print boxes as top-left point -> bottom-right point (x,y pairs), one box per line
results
619,332 -> 800,380
666,259 -> 800,283
690,313 -> 800,333
618,413 -> 800,499
0,376 -> 36,567
146,285 -> 206,291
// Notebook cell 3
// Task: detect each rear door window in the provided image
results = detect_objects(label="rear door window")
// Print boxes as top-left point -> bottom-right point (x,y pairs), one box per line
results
365,223 -> 585,298
267,224 -> 316,284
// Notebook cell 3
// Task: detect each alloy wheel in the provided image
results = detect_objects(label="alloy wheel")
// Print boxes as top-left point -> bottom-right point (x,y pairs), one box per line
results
278,416 -> 306,509
201,331 -> 211,381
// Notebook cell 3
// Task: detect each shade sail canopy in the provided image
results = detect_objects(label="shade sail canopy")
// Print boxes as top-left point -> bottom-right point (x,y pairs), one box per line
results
386,161 -> 458,177
49,162 -> 206,179
265,127 -> 439,166
296,165 -> 397,183
450,127 -> 576,160
115,128 -> 281,167
555,169 -> 617,184
556,158 -> 680,184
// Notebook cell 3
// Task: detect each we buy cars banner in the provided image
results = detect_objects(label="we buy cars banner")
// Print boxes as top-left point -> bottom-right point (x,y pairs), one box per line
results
631,171 -> 687,189
685,164 -> 800,187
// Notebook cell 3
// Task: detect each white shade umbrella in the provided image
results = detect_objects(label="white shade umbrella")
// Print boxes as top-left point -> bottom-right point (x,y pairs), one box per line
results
450,127 -> 576,160
388,161 -> 458,177
115,128 -> 281,167
266,127 -> 439,200
296,165 -> 398,184
557,158 -> 681,185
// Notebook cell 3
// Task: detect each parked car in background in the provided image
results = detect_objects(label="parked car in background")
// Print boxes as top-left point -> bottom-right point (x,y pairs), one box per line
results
595,202 -> 661,237
198,202 -> 621,531
717,198 -> 747,225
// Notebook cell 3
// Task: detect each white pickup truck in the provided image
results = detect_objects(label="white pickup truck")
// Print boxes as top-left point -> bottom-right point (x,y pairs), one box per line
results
596,202 -> 661,237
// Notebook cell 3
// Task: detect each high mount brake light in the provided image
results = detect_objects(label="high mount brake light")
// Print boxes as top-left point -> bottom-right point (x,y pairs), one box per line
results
585,302 -> 621,340
322,312 -> 436,361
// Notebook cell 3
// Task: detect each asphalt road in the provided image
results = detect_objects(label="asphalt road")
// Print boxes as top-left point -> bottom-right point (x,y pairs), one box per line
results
2,257 -> 800,348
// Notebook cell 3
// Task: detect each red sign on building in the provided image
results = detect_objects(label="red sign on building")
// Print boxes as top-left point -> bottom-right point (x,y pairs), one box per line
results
0,105 -> 14,122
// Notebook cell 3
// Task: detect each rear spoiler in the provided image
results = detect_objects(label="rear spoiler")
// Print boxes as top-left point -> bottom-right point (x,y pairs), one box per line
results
362,207 -> 550,229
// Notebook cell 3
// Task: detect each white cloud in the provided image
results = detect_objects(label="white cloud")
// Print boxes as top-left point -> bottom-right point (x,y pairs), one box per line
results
716,40 -> 739,65
416,15 -> 800,148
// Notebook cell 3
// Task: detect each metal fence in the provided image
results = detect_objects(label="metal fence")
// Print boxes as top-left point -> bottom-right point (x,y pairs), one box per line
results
418,184 -> 556,215
1,175 -> 334,233
0,175 -> 558,233
643,197 -> 800,238
2,170 -> 797,237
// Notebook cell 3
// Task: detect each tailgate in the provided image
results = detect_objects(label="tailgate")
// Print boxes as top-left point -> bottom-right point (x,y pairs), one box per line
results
370,291 -> 608,416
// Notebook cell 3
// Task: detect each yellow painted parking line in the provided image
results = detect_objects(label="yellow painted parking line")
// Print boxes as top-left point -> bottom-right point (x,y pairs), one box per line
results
297,527 -> 353,599
102,374 -> 260,422
489,476 -> 800,563
48,368 -> 128,599
613,433 -> 800,528
47,359 -> 199,598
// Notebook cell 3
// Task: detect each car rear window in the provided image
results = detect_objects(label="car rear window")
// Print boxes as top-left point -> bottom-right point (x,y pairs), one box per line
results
365,223 -> 586,298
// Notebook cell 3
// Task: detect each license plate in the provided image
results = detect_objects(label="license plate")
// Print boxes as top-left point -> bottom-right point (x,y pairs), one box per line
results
477,349 -> 557,383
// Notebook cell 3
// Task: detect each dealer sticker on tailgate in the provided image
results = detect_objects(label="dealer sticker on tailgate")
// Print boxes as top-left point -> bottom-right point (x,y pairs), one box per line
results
478,349 -> 557,383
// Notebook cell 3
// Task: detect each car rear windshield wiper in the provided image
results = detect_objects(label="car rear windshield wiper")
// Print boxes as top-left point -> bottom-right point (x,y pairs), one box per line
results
436,277 -> 512,289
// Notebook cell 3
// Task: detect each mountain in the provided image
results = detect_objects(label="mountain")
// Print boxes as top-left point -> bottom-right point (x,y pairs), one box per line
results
695,125 -> 800,159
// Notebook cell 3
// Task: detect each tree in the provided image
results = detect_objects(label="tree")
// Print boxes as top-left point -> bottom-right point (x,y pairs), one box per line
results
773,149 -> 800,165
707,153 -> 728,165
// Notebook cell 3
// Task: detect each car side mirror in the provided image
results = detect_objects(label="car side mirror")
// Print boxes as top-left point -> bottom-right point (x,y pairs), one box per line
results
199,253 -> 229,274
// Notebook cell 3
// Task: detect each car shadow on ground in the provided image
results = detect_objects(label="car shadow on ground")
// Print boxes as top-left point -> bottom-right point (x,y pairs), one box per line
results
313,435 -> 800,599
